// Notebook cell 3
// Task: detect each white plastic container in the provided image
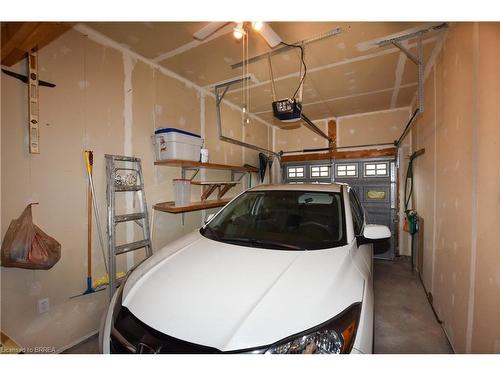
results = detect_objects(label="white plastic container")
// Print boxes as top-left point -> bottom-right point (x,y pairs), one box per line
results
200,148 -> 209,163
154,128 -> 203,161
173,179 -> 191,206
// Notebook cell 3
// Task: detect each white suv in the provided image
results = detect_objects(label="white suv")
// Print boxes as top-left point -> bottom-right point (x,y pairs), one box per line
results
100,183 -> 390,354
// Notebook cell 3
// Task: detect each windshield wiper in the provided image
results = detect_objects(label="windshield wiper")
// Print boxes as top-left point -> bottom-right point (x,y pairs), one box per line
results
219,236 -> 303,250
202,226 -> 221,240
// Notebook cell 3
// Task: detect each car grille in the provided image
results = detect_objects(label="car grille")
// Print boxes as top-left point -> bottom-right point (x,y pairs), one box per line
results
111,307 -> 224,354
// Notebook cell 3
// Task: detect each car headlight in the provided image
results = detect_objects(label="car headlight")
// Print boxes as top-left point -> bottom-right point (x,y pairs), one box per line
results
266,302 -> 362,354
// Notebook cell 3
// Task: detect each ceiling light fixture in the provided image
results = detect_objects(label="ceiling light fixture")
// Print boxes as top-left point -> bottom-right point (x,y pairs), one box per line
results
251,22 -> 263,31
233,22 -> 246,40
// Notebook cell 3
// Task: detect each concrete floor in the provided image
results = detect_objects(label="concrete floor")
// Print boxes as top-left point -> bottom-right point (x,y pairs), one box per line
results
64,334 -> 99,354
374,256 -> 452,353
64,256 -> 452,354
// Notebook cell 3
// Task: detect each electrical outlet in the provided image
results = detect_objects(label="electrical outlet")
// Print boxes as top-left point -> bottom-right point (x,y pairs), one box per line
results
38,297 -> 49,314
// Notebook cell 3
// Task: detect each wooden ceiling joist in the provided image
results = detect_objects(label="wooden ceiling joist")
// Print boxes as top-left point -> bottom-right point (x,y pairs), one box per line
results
1,22 -> 71,66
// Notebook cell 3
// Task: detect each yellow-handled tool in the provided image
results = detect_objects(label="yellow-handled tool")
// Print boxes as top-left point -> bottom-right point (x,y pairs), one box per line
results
84,151 -> 94,294
82,150 -> 108,296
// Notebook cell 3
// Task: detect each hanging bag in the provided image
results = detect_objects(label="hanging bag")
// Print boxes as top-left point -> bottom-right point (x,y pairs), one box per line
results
1,204 -> 61,270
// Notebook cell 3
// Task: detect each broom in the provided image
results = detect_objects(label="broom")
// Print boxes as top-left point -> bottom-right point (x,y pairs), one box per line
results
83,150 -> 95,295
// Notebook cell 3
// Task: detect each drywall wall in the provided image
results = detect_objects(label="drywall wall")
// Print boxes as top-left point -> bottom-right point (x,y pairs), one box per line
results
337,108 -> 409,148
273,107 -> 409,153
0,27 -> 268,351
274,119 -> 329,152
409,68 -> 437,283
410,22 -> 500,353
1,30 -> 123,352
470,22 -> 500,354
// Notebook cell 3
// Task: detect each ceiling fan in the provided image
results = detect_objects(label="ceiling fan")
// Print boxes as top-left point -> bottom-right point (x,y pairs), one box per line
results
193,21 -> 282,48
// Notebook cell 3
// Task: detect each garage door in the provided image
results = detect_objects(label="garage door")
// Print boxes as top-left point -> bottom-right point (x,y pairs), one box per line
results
282,157 -> 397,260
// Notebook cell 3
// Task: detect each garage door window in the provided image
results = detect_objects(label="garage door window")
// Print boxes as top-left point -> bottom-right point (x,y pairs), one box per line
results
336,163 -> 357,178
310,165 -> 330,178
364,162 -> 388,177
287,166 -> 304,179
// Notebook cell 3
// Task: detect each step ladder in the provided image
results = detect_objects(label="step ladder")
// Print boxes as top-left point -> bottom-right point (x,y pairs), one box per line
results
105,155 -> 153,300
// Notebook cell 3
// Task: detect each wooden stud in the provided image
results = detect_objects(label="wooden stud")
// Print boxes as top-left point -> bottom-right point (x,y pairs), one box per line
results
328,119 -> 337,149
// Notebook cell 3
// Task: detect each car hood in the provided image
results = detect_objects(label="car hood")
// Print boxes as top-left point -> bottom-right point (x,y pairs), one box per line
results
122,231 -> 363,351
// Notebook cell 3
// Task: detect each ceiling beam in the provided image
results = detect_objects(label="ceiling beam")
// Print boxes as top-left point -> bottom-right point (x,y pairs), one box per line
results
1,22 -> 71,66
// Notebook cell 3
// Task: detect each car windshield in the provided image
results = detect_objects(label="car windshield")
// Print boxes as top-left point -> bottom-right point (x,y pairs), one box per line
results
200,190 -> 346,250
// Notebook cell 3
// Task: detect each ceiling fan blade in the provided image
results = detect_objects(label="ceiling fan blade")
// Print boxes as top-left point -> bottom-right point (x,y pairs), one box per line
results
193,22 -> 230,40
258,22 -> 282,48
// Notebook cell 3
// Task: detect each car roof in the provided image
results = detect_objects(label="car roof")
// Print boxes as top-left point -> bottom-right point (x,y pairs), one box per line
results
249,183 -> 345,193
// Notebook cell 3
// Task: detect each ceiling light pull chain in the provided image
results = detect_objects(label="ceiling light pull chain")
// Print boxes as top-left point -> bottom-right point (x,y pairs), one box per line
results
298,43 -> 305,103
246,28 -> 250,124
242,27 -> 246,123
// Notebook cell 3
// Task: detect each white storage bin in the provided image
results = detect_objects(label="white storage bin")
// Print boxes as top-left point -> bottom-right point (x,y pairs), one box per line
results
173,179 -> 191,206
154,128 -> 203,161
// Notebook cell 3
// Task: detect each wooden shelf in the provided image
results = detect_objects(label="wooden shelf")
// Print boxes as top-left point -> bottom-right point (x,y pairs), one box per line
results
190,181 -> 241,185
153,199 -> 231,214
154,159 -> 258,173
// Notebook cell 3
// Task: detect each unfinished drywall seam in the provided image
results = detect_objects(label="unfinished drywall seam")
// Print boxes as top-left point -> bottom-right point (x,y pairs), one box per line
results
465,22 -> 480,354
323,120 -> 329,148
151,68 -> 159,185
390,41 -> 408,108
431,64 -> 438,294
123,52 -> 137,271
73,24 -> 274,130
424,29 -> 449,81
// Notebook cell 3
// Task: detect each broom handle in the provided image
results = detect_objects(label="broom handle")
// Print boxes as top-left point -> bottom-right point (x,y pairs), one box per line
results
87,152 -> 93,279
85,151 -> 109,274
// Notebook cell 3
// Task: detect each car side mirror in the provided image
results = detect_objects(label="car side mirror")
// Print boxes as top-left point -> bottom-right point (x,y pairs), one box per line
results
204,213 -> 215,224
358,224 -> 391,244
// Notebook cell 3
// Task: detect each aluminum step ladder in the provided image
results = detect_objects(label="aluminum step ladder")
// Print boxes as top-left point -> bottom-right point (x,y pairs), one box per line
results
105,155 -> 153,300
